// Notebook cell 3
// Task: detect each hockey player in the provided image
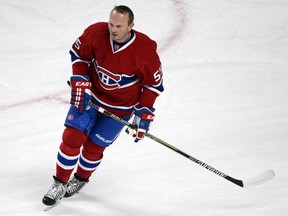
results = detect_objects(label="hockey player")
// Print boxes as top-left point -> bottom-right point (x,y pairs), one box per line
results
42,5 -> 164,207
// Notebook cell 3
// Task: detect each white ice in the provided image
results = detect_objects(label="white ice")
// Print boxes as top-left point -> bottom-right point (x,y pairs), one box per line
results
0,0 -> 287,215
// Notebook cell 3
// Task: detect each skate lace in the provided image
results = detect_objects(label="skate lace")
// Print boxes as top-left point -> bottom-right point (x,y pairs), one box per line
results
67,178 -> 85,193
47,182 -> 64,199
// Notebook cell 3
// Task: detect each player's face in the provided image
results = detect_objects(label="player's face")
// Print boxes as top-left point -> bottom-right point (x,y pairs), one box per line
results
108,11 -> 134,43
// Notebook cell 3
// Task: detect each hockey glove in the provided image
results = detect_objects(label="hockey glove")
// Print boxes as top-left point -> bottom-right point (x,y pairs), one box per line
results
126,106 -> 155,142
69,75 -> 92,112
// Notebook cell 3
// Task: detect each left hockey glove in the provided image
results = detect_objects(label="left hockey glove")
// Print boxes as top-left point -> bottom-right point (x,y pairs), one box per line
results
69,75 -> 92,112
126,106 -> 155,143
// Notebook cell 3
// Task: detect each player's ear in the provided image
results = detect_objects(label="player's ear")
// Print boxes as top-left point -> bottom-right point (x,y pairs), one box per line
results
128,22 -> 134,31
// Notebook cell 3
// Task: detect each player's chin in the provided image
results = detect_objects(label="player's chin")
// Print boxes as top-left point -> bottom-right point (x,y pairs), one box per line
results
113,37 -> 122,43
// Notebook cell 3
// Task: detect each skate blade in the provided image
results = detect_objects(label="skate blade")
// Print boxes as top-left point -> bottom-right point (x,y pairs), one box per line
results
43,200 -> 61,211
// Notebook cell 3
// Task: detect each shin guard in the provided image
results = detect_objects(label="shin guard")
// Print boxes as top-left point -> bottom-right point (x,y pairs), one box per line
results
56,127 -> 86,182
76,138 -> 105,180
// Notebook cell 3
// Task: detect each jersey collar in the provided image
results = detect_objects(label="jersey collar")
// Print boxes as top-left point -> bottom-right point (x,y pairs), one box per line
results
110,30 -> 136,54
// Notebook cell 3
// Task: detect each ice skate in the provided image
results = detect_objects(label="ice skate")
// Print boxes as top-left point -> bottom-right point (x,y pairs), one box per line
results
42,176 -> 66,209
64,173 -> 89,197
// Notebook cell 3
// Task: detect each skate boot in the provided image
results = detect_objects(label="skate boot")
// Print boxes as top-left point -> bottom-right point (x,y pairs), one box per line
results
64,173 -> 89,197
42,176 -> 66,206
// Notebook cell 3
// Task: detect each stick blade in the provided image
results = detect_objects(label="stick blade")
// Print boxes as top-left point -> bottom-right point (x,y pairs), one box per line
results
243,169 -> 275,188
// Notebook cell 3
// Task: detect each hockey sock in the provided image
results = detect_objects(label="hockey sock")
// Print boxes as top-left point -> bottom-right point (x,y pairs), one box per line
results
76,138 -> 105,180
56,127 -> 87,182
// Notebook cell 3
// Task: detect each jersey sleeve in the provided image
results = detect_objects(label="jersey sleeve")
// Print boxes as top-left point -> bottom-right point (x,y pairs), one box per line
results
135,39 -> 164,108
69,24 -> 97,76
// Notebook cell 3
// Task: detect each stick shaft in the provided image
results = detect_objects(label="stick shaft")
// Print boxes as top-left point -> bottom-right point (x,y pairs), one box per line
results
93,104 -> 244,187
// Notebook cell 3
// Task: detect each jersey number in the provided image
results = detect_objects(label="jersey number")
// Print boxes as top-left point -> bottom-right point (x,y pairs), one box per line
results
74,38 -> 81,50
153,66 -> 163,83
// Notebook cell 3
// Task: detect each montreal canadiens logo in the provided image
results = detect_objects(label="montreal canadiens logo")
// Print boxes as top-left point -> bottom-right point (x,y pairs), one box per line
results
67,114 -> 74,120
97,66 -> 121,90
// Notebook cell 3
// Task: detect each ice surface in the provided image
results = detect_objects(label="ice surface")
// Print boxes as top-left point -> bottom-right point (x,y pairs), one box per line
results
0,0 -> 287,215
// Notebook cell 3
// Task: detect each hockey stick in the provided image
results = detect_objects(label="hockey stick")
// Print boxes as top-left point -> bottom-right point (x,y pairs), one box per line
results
89,103 -> 275,188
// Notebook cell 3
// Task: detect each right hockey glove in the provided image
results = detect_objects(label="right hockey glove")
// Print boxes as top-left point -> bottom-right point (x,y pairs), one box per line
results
69,75 -> 92,112
126,106 -> 155,142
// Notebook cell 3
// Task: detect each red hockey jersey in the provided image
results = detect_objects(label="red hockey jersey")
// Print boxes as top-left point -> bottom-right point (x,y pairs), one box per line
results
69,22 -> 164,116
